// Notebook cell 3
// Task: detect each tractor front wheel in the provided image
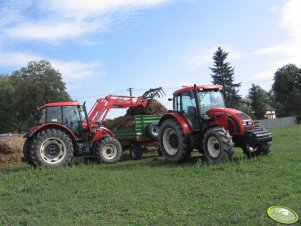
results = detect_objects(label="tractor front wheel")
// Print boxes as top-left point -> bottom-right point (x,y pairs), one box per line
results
203,127 -> 233,163
159,119 -> 191,162
242,142 -> 271,157
30,129 -> 74,167
96,137 -> 122,163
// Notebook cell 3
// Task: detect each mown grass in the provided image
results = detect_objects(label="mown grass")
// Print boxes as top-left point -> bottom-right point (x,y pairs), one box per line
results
1,125 -> 301,225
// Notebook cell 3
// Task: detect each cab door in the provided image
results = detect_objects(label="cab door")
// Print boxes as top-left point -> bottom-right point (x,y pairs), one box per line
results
174,92 -> 199,130
62,106 -> 83,138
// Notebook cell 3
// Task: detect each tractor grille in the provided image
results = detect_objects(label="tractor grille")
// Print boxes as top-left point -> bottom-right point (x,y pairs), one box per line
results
244,124 -> 254,132
237,113 -> 250,120
237,113 -> 254,131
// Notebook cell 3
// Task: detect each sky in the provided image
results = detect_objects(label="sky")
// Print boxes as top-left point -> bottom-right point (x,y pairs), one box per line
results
1,0 -> 301,116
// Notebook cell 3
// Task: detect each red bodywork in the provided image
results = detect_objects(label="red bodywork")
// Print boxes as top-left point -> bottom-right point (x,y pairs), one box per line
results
207,108 -> 254,136
159,113 -> 192,134
30,94 -> 151,145
173,85 -> 223,95
160,84 -> 255,137
28,123 -> 77,141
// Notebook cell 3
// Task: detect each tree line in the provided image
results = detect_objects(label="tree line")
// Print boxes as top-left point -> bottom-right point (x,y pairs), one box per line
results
209,47 -> 301,121
0,50 -> 300,133
0,60 -> 71,133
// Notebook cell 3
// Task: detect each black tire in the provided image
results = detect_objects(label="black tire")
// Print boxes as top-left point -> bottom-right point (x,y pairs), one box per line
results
130,143 -> 143,160
203,127 -> 233,163
96,137 -> 122,163
23,138 -> 33,164
242,141 -> 272,158
30,129 -> 74,167
159,119 -> 191,162
145,122 -> 159,140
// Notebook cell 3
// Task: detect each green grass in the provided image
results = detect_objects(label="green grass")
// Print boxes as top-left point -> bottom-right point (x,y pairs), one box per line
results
1,126 -> 301,225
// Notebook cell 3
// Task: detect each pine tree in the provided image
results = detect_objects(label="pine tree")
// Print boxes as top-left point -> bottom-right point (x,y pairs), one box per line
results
248,84 -> 268,119
209,47 -> 241,108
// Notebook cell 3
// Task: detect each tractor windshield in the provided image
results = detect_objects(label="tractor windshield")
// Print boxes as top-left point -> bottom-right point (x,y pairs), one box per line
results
199,90 -> 225,114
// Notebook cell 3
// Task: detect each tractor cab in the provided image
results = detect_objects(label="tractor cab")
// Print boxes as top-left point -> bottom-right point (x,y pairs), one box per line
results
172,85 -> 224,130
36,102 -> 86,138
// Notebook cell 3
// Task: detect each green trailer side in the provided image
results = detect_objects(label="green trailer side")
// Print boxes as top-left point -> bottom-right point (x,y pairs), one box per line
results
115,115 -> 161,140
114,115 -> 161,160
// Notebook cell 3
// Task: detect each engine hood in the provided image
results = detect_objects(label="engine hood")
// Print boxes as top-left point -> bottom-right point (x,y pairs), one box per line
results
206,108 -> 254,135
208,108 -> 242,116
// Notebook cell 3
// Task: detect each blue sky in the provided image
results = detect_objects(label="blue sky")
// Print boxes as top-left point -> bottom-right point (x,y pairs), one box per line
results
1,0 -> 300,115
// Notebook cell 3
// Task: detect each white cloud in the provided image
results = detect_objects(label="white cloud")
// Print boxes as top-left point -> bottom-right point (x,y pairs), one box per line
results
6,20 -> 103,42
44,0 -> 169,19
0,51 -> 103,82
51,60 -> 103,81
186,45 -> 244,72
253,0 -> 301,78
252,69 -> 276,80
2,0 -> 169,43
0,52 -> 41,68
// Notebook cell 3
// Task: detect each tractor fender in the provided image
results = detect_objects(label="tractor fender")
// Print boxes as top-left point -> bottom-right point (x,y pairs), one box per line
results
92,127 -> 114,143
27,123 -> 77,143
158,113 -> 192,134
204,124 -> 221,133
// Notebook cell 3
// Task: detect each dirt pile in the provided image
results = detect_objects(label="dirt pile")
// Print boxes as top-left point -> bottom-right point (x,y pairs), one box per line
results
0,134 -> 25,168
103,99 -> 167,130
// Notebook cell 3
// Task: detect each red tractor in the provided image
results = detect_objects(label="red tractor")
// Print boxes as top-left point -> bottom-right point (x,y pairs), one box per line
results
23,88 -> 163,167
158,85 -> 272,163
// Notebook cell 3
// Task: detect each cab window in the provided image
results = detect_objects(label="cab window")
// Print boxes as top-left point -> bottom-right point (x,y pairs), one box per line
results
46,107 -> 62,123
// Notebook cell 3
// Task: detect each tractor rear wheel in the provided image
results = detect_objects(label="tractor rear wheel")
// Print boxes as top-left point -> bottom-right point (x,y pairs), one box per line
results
30,129 -> 74,167
159,119 -> 191,162
242,142 -> 271,157
96,137 -> 122,163
23,138 -> 33,164
203,127 -> 233,163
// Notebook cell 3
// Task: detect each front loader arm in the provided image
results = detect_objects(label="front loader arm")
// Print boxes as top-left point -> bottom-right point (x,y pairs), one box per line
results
88,87 -> 164,124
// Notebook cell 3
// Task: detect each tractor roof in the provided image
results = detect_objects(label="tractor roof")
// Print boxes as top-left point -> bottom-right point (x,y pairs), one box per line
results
173,85 -> 223,95
39,102 -> 81,109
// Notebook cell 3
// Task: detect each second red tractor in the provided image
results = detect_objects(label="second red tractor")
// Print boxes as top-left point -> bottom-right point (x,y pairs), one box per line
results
158,85 -> 272,162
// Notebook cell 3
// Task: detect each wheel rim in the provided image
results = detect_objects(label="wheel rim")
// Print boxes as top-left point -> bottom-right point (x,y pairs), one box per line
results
152,125 -> 159,137
207,136 -> 220,158
246,144 -> 258,153
162,128 -> 178,155
102,144 -> 117,160
40,137 -> 67,164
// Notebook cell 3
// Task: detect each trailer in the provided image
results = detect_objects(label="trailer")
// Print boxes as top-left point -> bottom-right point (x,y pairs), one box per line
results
114,115 -> 161,160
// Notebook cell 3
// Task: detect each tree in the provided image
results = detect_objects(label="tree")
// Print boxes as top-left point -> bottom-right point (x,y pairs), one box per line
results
248,84 -> 268,119
272,64 -> 301,120
10,60 -> 72,132
209,47 -> 241,108
0,75 -> 15,133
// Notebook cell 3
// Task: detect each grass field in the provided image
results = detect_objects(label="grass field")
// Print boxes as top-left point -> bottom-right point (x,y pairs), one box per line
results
1,125 -> 301,225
